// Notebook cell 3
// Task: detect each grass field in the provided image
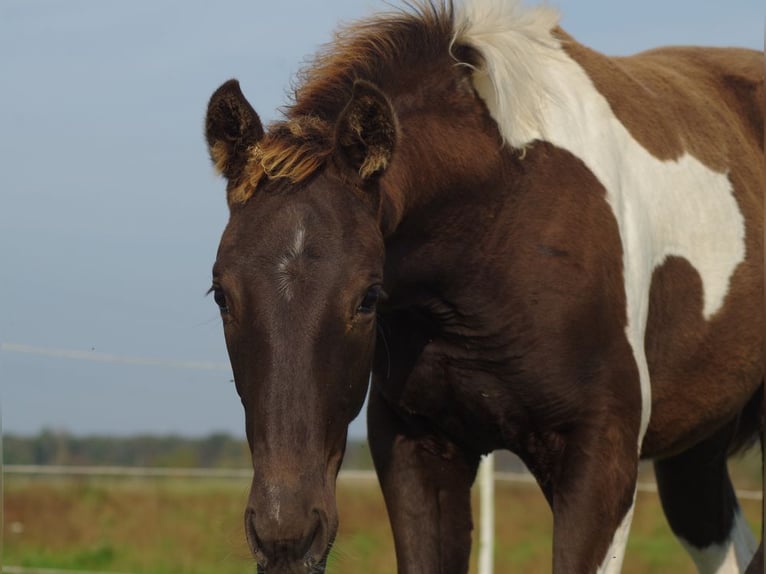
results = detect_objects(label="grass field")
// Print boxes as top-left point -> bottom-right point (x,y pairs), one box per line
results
3,452 -> 762,574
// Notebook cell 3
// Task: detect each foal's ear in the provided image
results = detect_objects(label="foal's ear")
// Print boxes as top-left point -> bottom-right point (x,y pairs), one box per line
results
335,80 -> 398,182
205,79 -> 264,182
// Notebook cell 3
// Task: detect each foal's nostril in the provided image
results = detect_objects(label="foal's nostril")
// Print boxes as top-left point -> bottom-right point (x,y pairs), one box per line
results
305,509 -> 327,559
244,507 -> 265,563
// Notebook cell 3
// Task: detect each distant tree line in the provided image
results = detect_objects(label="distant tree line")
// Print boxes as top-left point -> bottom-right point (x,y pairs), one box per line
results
2,429 -> 375,470
3,430 -> 538,472
3,430 -> 251,468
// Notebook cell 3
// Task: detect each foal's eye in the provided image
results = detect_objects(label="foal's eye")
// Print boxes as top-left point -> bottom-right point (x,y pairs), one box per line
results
211,286 -> 229,313
357,285 -> 383,314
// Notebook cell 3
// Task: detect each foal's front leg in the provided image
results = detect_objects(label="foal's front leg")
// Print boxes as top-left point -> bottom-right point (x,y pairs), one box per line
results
367,386 -> 480,574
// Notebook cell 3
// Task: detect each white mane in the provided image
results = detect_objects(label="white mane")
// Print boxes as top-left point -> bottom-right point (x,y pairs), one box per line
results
454,0 -> 564,148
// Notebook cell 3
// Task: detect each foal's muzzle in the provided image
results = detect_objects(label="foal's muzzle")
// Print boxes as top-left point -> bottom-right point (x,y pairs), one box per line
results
246,506 -> 331,573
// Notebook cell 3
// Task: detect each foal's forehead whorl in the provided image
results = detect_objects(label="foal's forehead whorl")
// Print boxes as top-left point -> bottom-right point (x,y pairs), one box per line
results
232,1 -> 457,204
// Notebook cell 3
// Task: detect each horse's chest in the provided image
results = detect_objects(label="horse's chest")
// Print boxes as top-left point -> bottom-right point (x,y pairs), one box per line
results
375,335 -> 519,452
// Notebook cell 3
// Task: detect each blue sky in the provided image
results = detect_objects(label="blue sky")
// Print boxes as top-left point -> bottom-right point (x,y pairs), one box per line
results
1,0 -> 762,439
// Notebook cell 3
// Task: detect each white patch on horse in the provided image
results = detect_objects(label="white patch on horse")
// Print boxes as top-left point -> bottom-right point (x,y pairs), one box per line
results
597,492 -> 636,574
276,224 -> 307,301
290,225 -> 306,258
679,510 -> 757,573
454,1 -> 561,150
266,484 -> 281,524
457,0 -> 746,450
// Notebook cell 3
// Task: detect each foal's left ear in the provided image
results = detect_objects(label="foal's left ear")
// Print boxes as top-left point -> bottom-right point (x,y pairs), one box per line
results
335,80 -> 398,182
205,79 -> 264,182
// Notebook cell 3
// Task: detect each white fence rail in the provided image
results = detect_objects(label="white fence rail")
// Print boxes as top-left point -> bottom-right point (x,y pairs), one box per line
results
478,454 -> 495,574
4,464 -> 762,500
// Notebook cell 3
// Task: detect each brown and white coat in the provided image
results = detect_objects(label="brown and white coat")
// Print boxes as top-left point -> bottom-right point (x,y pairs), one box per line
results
205,1 -> 764,572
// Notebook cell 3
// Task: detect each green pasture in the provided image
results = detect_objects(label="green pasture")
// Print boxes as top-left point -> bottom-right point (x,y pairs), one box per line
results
3,452 -> 762,574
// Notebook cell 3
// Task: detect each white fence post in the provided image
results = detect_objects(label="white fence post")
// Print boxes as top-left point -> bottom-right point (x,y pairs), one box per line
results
478,452 -> 494,574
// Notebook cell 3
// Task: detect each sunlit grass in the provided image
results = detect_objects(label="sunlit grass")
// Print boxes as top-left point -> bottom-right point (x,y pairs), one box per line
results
3,451 -> 761,574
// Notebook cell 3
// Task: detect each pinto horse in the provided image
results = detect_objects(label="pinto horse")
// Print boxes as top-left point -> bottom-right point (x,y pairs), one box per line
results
204,1 -> 764,572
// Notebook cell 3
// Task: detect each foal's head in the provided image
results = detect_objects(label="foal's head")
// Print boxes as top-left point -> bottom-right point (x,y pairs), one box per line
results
206,79 -> 393,571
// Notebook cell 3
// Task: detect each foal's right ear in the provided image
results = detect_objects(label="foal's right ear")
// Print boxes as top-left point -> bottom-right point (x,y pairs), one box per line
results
335,80 -> 398,184
205,79 -> 264,182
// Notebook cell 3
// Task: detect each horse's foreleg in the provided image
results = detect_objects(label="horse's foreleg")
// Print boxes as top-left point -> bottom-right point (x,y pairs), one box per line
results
744,540 -> 763,574
367,386 -> 480,574
745,401 -> 765,574
654,423 -> 758,573
548,418 -> 641,574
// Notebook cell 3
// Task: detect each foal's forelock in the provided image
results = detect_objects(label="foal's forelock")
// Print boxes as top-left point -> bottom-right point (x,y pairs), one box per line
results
228,117 -> 334,205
